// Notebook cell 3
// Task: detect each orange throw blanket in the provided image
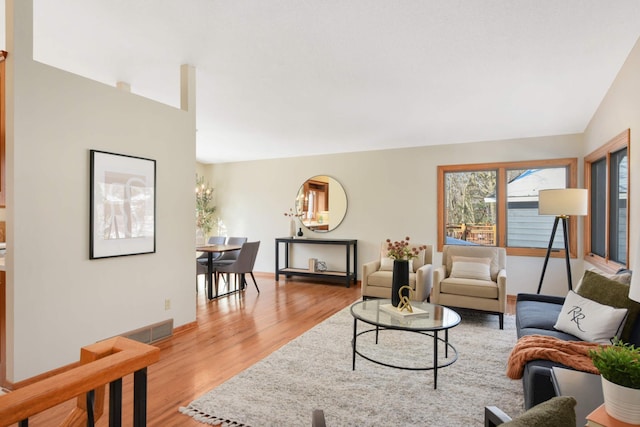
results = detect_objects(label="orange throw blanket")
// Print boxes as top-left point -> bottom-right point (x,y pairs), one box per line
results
506,335 -> 603,379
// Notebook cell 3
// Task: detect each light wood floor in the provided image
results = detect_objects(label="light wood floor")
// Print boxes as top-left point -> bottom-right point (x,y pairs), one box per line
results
21,275 -> 517,427
24,274 -> 362,427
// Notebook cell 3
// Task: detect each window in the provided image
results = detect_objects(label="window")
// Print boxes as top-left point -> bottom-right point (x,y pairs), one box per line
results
438,158 -> 578,257
584,129 -> 630,270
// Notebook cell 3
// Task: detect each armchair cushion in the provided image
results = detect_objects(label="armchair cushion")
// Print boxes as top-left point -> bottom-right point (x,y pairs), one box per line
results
380,257 -> 413,272
450,256 -> 492,281
366,270 -> 418,289
445,245 -> 502,281
440,278 -> 498,299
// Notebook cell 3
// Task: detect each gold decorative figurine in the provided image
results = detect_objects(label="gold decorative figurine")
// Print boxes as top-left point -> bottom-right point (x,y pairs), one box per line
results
397,286 -> 414,313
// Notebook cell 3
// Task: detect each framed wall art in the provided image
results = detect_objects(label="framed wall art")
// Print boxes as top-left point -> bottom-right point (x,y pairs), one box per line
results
90,150 -> 156,259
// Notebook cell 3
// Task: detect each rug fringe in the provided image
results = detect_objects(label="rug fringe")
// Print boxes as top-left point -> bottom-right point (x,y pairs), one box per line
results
179,405 -> 250,427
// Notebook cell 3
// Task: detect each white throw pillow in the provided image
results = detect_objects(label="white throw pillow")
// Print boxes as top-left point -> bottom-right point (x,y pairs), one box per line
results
554,291 -> 628,344
380,257 -> 413,272
449,256 -> 491,281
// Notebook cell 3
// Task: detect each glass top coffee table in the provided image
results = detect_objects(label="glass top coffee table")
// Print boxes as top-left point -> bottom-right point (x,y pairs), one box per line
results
350,299 -> 461,389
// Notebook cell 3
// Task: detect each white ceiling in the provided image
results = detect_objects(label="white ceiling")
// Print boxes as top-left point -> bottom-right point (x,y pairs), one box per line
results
29,1 -> 640,164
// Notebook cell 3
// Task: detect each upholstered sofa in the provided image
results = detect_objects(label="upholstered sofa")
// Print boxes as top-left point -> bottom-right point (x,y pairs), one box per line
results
432,245 -> 507,329
361,242 -> 433,301
515,269 -> 640,409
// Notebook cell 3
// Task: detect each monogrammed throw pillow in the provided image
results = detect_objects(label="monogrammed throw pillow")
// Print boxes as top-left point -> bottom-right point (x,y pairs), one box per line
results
554,291 -> 628,344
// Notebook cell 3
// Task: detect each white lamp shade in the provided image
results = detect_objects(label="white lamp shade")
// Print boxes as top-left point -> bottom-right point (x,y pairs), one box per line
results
538,188 -> 588,216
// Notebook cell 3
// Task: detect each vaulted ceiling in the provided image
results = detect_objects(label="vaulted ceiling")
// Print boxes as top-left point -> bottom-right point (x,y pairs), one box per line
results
31,1 -> 640,163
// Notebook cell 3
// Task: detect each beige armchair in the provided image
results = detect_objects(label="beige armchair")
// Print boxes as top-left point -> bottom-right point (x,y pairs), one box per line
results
361,242 -> 433,302
432,245 -> 507,329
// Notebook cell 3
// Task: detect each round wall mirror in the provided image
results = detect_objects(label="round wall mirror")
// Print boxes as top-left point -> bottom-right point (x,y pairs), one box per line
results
295,175 -> 347,232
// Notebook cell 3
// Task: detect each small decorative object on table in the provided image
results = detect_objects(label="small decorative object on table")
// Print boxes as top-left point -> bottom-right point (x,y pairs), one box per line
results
397,285 -> 414,313
589,339 -> 640,424
316,261 -> 327,272
386,237 -> 427,307
284,208 -> 302,237
297,227 -> 304,237
380,287 -> 429,318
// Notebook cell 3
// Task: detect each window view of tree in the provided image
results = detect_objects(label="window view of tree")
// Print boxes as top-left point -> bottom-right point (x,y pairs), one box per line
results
444,170 -> 497,246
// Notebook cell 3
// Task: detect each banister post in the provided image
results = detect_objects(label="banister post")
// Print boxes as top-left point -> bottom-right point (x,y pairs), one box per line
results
133,368 -> 148,427
109,378 -> 122,427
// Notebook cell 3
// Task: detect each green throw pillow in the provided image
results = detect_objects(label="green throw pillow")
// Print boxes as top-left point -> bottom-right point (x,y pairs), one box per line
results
577,270 -> 640,342
502,396 -> 576,427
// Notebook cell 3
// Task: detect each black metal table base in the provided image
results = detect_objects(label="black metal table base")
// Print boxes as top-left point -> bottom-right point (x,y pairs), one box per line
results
352,321 -> 458,389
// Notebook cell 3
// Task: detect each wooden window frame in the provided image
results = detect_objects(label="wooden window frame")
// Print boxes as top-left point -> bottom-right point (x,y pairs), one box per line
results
0,56 -> 5,208
437,157 -> 578,257
583,129 -> 630,272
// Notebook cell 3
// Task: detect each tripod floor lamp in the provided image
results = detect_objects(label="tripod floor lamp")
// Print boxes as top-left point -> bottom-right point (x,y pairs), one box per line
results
536,188 -> 588,294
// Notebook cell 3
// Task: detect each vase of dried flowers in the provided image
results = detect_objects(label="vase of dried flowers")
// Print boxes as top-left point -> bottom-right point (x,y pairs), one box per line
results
284,208 -> 301,237
386,237 -> 426,307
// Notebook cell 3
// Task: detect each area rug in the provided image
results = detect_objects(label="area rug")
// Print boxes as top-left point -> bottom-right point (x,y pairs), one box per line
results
180,306 -> 524,426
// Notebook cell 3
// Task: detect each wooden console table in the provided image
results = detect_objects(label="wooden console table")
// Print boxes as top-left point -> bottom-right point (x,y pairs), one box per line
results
275,237 -> 357,287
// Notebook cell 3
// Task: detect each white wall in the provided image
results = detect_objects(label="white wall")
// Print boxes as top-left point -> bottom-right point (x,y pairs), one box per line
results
206,132 -> 584,299
5,0 -> 196,382
584,37 -> 640,271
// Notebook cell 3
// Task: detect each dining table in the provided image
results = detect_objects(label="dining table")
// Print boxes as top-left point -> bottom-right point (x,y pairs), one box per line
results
196,243 -> 242,299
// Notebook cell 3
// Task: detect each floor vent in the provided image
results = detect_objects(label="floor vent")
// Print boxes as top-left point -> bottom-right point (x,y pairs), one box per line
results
122,319 -> 174,344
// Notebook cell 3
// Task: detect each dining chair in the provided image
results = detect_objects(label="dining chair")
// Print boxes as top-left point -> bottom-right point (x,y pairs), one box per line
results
211,237 -> 248,289
215,237 -> 248,262
214,241 -> 261,294
196,236 -> 227,292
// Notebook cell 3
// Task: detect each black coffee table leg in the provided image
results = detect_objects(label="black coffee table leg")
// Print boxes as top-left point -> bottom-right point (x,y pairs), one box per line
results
445,329 -> 449,358
433,330 -> 438,389
352,318 -> 357,370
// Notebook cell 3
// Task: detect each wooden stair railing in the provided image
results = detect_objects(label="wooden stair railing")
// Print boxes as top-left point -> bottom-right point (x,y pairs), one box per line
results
0,336 -> 160,427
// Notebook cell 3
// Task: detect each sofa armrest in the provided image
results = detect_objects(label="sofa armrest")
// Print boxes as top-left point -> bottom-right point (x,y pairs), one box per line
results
361,260 -> 381,292
522,363 -> 558,409
414,263 -> 433,302
516,293 -> 566,305
497,269 -> 507,309
431,266 -> 446,304
362,260 -> 380,277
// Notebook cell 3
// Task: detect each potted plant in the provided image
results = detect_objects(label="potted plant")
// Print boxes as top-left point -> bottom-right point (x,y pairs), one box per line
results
589,339 -> 640,424
196,175 -> 216,242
